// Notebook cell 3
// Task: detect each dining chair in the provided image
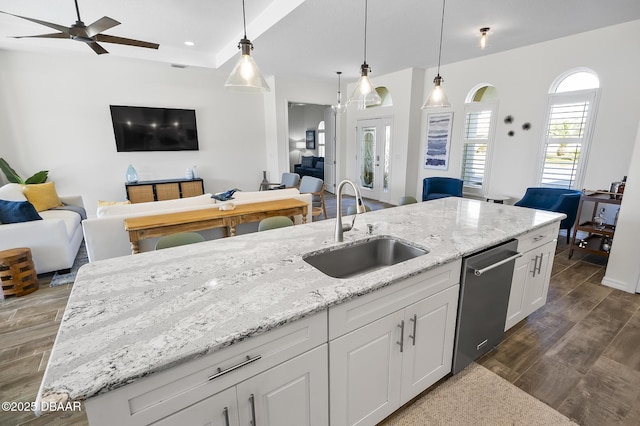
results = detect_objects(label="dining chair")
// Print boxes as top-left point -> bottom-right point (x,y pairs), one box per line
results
155,232 -> 205,250
398,196 -> 418,205
258,216 -> 294,231
299,176 -> 327,220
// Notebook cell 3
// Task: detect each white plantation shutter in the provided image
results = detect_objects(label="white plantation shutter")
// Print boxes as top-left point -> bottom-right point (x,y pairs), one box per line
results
462,104 -> 494,191
539,90 -> 597,189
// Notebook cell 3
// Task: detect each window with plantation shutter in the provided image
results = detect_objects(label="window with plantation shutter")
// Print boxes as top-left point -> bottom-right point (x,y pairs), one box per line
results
538,75 -> 599,189
462,101 -> 496,194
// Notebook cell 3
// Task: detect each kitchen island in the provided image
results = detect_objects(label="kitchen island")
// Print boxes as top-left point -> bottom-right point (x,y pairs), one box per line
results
37,197 -> 564,425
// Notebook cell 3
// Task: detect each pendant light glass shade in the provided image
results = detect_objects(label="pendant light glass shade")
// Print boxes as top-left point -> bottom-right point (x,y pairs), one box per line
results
422,75 -> 450,108
224,1 -> 270,93
422,0 -> 450,109
332,71 -> 347,114
349,63 -> 382,110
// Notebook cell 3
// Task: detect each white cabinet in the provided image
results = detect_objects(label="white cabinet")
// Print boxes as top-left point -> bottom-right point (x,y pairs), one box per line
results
154,345 -> 328,426
85,312 -> 327,426
328,261 -> 461,426
505,223 -> 559,330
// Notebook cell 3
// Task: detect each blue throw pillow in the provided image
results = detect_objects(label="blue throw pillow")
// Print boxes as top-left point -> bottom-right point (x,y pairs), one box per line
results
316,161 -> 325,170
301,156 -> 314,168
0,200 -> 43,224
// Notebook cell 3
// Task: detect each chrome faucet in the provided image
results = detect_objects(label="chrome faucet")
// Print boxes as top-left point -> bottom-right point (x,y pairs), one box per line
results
335,179 -> 367,242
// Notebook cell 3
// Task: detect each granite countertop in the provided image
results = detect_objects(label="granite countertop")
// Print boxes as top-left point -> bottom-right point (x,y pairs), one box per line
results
38,197 -> 564,405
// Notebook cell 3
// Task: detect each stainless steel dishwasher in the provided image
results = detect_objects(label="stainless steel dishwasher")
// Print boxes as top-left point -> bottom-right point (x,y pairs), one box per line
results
452,239 -> 521,374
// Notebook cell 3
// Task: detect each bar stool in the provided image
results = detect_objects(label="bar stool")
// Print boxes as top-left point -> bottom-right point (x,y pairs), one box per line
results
0,247 -> 39,299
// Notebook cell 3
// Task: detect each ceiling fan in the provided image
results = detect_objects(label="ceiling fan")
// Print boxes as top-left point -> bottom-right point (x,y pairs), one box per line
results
0,0 -> 159,55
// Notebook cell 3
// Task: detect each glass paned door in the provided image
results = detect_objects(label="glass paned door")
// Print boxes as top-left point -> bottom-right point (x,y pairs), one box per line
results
356,118 -> 392,202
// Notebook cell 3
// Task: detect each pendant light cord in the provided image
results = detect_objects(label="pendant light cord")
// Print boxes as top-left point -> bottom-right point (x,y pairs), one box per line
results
363,0 -> 368,64
242,0 -> 247,38
436,0 -> 446,75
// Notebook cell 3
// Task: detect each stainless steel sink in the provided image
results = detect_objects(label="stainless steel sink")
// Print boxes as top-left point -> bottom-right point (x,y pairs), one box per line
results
303,237 -> 429,279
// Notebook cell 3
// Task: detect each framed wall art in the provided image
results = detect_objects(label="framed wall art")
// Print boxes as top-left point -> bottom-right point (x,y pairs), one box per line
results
424,112 -> 453,170
305,130 -> 316,149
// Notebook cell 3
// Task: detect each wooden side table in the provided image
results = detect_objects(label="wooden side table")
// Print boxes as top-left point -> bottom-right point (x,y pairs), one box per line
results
0,247 -> 39,299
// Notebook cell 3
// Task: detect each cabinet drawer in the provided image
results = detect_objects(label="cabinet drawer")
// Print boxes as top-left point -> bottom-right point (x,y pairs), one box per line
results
516,222 -> 559,253
328,260 -> 461,340
86,311 -> 327,426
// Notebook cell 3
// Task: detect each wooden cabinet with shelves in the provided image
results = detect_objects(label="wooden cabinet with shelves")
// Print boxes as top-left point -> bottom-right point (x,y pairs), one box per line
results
125,178 -> 205,203
569,191 -> 621,259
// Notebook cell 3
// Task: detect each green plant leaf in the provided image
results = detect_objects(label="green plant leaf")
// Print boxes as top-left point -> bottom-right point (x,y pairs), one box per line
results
25,170 -> 49,184
0,157 -> 25,184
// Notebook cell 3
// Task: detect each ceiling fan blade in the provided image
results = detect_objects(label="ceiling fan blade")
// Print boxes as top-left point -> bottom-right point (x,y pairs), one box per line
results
85,16 -> 120,37
95,34 -> 159,50
0,11 -> 71,35
87,41 -> 109,55
13,32 -> 70,40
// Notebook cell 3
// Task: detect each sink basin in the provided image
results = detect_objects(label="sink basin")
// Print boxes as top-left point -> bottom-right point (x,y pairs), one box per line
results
303,237 -> 429,279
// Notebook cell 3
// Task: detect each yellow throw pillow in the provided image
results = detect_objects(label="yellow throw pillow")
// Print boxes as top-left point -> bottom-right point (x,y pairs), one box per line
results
97,200 -> 131,206
23,182 -> 63,212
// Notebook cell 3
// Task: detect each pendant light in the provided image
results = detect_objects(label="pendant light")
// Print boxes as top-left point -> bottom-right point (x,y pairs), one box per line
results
224,0 -> 270,93
348,0 -> 381,110
332,71 -> 347,115
422,0 -> 451,109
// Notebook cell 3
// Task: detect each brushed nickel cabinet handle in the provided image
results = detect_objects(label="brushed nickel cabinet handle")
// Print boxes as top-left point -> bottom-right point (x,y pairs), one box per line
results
249,394 -> 257,426
223,407 -> 230,426
409,314 -> 417,346
208,355 -> 262,381
397,320 -> 405,353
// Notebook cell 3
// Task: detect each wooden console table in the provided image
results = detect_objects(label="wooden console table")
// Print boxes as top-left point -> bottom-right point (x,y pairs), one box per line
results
124,199 -> 308,254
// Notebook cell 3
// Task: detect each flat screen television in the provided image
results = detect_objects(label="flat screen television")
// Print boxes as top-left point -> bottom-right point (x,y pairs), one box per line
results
110,105 -> 199,152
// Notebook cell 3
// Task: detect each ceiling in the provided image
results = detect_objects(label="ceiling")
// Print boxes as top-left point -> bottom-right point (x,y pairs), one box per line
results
1,0 -> 640,84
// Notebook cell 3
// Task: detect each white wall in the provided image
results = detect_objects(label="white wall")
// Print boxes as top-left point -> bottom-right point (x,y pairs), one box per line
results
416,19 -> 640,201
0,49 -> 267,215
603,120 -> 640,293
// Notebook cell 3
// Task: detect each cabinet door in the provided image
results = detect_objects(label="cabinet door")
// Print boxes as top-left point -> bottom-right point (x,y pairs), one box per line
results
505,254 -> 530,330
400,285 -> 459,402
524,240 -> 555,314
330,311 -> 404,426
237,345 -> 328,426
127,185 -> 155,203
152,387 -> 239,426
505,240 -> 556,331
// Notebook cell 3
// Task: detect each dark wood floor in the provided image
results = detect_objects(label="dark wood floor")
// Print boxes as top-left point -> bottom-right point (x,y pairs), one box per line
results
479,237 -> 640,425
1,197 -> 639,425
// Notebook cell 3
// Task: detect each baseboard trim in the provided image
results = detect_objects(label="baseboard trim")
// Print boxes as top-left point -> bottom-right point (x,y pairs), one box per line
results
601,275 -> 636,293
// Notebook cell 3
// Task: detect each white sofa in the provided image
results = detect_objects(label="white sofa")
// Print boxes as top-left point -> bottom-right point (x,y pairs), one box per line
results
0,183 -> 85,274
82,188 -> 313,262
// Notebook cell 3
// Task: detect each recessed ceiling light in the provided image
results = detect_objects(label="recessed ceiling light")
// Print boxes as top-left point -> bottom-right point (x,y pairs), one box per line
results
184,41 -> 195,46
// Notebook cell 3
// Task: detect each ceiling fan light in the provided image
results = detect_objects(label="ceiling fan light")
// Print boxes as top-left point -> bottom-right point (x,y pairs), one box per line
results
348,64 -> 382,110
225,38 -> 270,93
422,75 -> 451,109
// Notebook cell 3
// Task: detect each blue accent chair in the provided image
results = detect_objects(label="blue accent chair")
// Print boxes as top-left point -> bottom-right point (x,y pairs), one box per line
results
422,177 -> 463,201
514,187 -> 582,243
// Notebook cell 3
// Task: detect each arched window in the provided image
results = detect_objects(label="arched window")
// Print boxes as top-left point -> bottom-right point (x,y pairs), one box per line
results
461,84 -> 498,196
538,68 -> 600,189
317,120 -> 325,157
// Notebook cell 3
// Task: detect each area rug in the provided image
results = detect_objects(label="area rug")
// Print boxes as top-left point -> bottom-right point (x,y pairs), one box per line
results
380,363 -> 578,426
49,242 -> 88,287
